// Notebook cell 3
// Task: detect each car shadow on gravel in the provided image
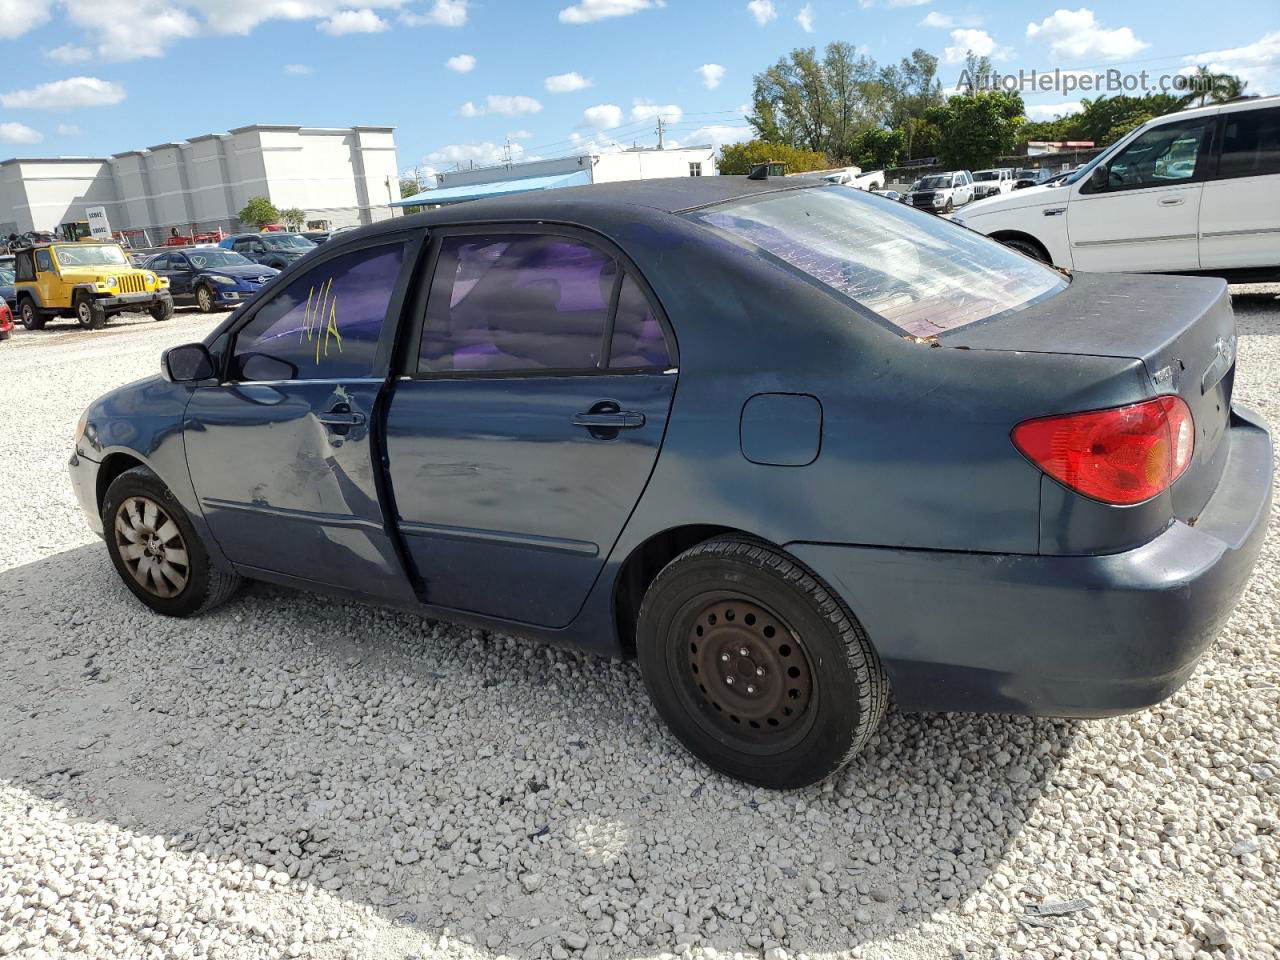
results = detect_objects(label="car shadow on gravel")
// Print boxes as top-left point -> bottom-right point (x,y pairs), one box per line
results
1,543 -> 1080,959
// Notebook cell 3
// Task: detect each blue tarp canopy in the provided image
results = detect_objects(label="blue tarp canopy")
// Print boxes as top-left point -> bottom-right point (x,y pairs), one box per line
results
392,169 -> 591,207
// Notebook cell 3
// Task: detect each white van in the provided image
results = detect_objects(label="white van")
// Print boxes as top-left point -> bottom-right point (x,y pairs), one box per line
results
955,95 -> 1280,280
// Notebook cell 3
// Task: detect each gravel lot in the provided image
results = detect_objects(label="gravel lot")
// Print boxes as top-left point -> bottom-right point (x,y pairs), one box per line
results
1,291 -> 1279,960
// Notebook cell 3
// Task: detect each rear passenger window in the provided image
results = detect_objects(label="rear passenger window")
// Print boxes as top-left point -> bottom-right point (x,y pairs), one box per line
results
609,275 -> 671,368
420,234 -> 614,372
232,244 -> 404,381
1219,108 -> 1280,180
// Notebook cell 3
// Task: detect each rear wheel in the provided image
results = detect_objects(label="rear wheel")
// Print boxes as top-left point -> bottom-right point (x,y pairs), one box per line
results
19,298 -> 46,330
103,466 -> 240,617
196,285 -> 215,313
637,536 -> 888,789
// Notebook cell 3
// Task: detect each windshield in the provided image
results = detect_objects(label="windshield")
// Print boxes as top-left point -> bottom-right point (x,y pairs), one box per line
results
973,171 -> 999,181
53,244 -> 127,266
690,186 -> 1067,336
261,235 -> 315,252
0,268 -> 13,284
918,175 -> 952,189
187,250 -> 253,268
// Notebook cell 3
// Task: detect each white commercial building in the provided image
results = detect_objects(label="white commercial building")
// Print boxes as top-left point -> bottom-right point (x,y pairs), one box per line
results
395,145 -> 718,207
0,124 -> 400,240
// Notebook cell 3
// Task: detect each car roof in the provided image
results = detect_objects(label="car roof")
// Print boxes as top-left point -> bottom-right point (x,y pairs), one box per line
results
1149,93 -> 1280,125
352,176 -> 823,240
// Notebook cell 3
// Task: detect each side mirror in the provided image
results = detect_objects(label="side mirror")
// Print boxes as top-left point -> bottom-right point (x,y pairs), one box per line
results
1089,165 -> 1109,190
162,343 -> 216,382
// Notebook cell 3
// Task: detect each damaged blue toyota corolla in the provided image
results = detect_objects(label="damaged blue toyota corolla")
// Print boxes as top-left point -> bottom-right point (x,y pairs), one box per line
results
68,177 -> 1272,788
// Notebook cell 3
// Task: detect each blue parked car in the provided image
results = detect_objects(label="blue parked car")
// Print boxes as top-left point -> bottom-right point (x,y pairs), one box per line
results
68,177 -> 1271,787
218,232 -> 316,271
147,248 -> 279,312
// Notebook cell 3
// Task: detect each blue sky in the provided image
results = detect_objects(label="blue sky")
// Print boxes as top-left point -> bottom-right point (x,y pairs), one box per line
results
0,0 -> 1276,180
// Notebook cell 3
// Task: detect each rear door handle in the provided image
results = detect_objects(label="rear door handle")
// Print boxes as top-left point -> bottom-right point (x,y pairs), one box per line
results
572,411 -> 645,429
1158,196 -> 1185,206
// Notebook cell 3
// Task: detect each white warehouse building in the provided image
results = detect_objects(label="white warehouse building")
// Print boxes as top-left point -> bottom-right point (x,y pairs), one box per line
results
0,124 -> 401,240
395,144 -> 718,207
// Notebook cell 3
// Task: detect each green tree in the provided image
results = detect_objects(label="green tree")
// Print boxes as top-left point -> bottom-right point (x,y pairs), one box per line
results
718,139 -> 830,175
1020,94 -> 1185,149
928,90 -> 1025,169
280,207 -> 306,230
748,42 -> 888,160
238,197 -> 279,228
854,127 -> 905,169
882,49 -> 944,158
1178,66 -> 1248,109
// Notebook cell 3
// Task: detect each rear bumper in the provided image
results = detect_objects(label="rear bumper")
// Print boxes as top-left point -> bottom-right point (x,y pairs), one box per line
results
788,404 -> 1272,718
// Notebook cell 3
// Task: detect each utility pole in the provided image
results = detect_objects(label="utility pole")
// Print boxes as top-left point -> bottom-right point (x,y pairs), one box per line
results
502,135 -> 513,166
656,116 -> 665,150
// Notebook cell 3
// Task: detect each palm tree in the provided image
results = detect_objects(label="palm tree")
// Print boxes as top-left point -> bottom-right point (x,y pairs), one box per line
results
1179,66 -> 1249,109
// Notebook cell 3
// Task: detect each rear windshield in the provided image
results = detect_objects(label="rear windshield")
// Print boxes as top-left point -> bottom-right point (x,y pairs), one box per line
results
689,186 -> 1068,336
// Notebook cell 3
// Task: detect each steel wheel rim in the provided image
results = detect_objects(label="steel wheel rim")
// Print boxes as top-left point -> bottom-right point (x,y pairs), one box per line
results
78,301 -> 92,325
673,594 -> 816,753
113,496 -> 190,598
198,288 -> 212,311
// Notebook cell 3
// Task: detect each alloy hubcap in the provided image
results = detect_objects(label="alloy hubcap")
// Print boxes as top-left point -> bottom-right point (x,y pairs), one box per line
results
685,598 -> 813,738
114,496 -> 189,598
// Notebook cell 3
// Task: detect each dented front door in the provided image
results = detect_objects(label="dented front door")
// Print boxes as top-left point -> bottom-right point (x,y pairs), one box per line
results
182,238 -> 418,602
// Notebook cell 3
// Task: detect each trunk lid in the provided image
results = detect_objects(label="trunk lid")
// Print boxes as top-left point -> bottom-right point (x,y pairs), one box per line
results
942,272 -> 1236,521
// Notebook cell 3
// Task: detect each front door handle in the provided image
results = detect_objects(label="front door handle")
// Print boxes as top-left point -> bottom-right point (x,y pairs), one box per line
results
318,405 -> 366,435
572,411 -> 645,429
1158,196 -> 1185,206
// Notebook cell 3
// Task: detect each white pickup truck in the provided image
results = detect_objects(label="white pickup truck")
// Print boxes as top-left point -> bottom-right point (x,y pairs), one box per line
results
818,166 -> 886,191
955,95 -> 1280,280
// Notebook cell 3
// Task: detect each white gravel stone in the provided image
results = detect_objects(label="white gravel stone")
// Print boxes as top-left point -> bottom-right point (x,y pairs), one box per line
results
1,291 -> 1280,959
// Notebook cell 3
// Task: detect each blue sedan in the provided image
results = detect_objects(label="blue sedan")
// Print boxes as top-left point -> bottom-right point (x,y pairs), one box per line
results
67,177 -> 1271,787
147,249 -> 279,312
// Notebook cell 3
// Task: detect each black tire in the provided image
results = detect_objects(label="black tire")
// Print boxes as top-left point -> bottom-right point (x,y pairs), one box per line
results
195,285 -> 216,313
102,466 -> 241,617
19,298 -> 45,330
1001,237 -> 1051,263
150,299 -> 173,322
74,291 -> 105,329
944,197 -> 954,214
636,536 -> 888,789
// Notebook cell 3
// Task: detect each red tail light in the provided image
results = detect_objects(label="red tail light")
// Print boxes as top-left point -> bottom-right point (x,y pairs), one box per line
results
1012,397 -> 1194,506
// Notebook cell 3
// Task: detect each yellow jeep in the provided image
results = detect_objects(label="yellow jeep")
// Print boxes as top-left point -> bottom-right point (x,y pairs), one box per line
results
13,241 -> 173,330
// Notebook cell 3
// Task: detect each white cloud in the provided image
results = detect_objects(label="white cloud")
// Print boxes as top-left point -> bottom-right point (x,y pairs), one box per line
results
462,94 -> 543,117
1026,9 -> 1147,62
686,124 -> 751,147
1024,101 -> 1083,121
424,140 -> 525,169
283,63 -> 314,74
631,99 -> 683,123
921,11 -> 979,27
60,0 -> 197,61
400,0 -> 467,26
559,0 -> 663,24
568,131 -> 629,154
583,103 -> 624,129
697,63 -> 726,89
46,44 -> 92,63
446,53 -> 476,72
507,129 -> 534,140
889,0 -> 931,5
0,122 -> 42,144
944,28 -> 1010,64
0,76 -> 126,109
318,9 -> 389,34
795,3 -> 814,31
1185,31 -> 1280,96
56,123 -> 82,136
0,0 -> 52,38
545,71 -> 592,92
747,0 -> 776,25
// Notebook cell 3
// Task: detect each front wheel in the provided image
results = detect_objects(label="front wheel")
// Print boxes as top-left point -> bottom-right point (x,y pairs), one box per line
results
103,466 -> 241,617
75,292 -> 105,329
19,299 -> 46,330
195,285 -> 215,313
637,536 -> 888,789
150,299 -> 173,322
944,198 -> 954,214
